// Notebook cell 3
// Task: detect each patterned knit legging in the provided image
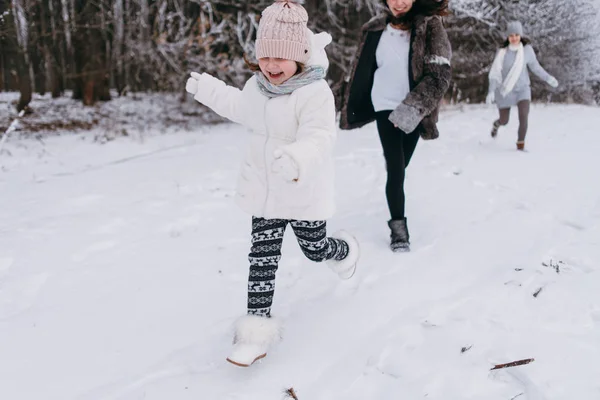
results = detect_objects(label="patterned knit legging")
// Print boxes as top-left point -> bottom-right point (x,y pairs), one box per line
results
247,217 -> 349,317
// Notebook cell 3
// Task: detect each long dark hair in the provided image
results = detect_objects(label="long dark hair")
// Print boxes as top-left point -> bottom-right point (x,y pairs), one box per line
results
501,37 -> 531,48
381,0 -> 449,28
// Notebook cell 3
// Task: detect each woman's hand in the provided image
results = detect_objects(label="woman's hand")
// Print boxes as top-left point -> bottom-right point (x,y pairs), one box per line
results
389,103 -> 423,134
547,77 -> 559,88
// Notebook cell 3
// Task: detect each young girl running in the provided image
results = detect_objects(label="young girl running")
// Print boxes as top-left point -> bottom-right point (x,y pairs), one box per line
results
185,0 -> 359,367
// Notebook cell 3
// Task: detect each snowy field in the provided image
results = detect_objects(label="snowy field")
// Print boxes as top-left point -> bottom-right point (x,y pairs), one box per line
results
1,104 -> 599,400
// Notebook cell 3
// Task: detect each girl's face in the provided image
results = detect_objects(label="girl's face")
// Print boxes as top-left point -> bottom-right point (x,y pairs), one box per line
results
258,58 -> 298,85
386,0 -> 414,16
508,34 -> 521,46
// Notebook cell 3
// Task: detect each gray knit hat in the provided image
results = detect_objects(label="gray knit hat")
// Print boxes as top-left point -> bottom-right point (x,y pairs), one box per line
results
506,21 -> 524,36
255,0 -> 311,63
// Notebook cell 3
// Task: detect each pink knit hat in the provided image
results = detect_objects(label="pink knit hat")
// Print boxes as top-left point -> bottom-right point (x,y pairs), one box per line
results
255,0 -> 311,64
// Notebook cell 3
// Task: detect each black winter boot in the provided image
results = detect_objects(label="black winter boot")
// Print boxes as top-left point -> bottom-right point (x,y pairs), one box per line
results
491,120 -> 500,138
388,219 -> 410,252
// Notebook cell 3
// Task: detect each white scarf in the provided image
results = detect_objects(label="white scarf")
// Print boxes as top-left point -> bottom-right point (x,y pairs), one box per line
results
489,43 -> 525,96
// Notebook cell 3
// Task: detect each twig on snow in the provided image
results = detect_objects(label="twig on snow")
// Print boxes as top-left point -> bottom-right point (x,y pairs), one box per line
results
0,109 -> 26,155
542,259 -> 563,274
284,387 -> 299,399
491,358 -> 535,370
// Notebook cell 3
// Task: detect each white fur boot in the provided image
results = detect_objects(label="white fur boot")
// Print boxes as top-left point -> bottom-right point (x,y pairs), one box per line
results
226,315 -> 282,367
327,230 -> 360,279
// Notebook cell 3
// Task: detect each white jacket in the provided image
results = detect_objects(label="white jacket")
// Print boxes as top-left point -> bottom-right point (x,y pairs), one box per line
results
192,33 -> 336,221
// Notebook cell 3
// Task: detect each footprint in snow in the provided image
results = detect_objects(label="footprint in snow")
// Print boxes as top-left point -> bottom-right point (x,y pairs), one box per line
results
0,272 -> 50,319
71,241 -> 118,263
64,194 -> 105,208
0,257 -> 14,278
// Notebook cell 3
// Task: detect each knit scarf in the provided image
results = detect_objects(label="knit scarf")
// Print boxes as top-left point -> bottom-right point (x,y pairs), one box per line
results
489,43 -> 525,96
256,66 -> 326,98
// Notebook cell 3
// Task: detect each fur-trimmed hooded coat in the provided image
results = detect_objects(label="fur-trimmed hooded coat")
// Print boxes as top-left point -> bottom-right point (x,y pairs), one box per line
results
190,31 -> 337,221
339,14 -> 452,139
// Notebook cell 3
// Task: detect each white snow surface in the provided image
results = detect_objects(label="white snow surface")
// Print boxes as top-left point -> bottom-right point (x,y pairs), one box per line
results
1,104 -> 599,400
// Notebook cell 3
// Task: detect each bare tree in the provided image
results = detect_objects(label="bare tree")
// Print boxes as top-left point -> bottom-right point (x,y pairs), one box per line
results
0,0 -> 598,107
5,0 -> 32,111
72,0 -> 111,105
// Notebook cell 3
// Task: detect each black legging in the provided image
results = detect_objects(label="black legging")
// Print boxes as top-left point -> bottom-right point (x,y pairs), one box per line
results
375,110 -> 420,221
496,100 -> 530,142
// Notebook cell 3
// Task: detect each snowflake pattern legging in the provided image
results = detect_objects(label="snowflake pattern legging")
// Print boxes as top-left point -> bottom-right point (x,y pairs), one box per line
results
247,217 -> 349,317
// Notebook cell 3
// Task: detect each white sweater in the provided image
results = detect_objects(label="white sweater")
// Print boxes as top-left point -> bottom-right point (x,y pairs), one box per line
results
371,24 -> 412,112
192,74 -> 337,221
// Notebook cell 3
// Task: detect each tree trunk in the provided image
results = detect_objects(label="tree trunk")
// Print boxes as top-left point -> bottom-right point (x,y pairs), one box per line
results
0,49 -> 4,92
48,0 -> 63,97
60,0 -> 73,92
112,0 -> 125,94
38,0 -> 54,96
73,0 -> 110,105
9,0 -> 33,112
16,50 -> 32,112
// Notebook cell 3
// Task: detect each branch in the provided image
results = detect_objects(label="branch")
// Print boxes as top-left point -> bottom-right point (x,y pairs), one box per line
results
0,109 -> 26,155
284,387 -> 299,399
490,358 -> 535,370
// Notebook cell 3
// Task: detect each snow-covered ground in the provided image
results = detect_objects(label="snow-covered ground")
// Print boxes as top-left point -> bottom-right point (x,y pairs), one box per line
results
1,104 -> 599,400
0,91 -> 223,139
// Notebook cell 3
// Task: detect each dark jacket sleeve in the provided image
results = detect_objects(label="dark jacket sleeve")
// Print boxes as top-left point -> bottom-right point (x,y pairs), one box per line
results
389,16 -> 452,133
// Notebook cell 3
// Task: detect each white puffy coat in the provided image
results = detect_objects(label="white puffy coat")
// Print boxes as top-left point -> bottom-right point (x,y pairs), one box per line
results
192,66 -> 336,221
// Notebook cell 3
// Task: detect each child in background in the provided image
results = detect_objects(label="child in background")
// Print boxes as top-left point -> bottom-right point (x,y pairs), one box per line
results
487,21 -> 559,150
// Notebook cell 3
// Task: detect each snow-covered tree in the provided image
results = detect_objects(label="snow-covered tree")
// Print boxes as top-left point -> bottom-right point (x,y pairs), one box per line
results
0,0 -> 598,107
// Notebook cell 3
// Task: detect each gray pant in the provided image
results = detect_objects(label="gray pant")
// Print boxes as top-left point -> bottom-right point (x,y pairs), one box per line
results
495,100 -> 530,142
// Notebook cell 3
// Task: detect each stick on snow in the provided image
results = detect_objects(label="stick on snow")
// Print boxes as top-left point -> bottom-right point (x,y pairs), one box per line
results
284,387 -> 299,399
490,358 -> 535,370
0,109 -> 26,154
